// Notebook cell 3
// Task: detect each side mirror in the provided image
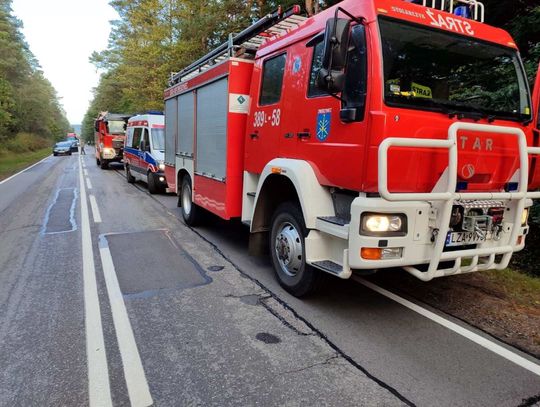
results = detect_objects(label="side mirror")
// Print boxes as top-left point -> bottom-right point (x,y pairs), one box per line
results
94,122 -> 99,132
144,142 -> 151,152
317,17 -> 350,94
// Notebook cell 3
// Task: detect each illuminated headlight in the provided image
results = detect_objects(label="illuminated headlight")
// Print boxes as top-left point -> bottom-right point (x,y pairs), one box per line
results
521,208 -> 529,226
158,163 -> 165,171
104,147 -> 115,154
360,213 -> 407,236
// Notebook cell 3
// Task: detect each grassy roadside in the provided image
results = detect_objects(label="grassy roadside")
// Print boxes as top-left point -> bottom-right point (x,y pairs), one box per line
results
0,147 -> 51,181
480,268 -> 540,308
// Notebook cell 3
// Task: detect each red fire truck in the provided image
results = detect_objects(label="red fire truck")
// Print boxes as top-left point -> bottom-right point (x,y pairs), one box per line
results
94,112 -> 130,169
164,0 -> 540,297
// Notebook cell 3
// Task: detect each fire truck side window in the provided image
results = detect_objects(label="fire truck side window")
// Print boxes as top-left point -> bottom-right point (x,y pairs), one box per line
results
259,53 -> 286,106
308,39 -> 326,98
132,128 -> 142,149
342,25 -> 367,116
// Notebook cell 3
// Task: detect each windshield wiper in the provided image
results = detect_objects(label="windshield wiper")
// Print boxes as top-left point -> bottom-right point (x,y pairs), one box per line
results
436,100 -> 498,122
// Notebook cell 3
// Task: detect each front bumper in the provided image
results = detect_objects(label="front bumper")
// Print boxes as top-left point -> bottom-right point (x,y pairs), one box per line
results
102,148 -> 123,160
348,197 -> 531,275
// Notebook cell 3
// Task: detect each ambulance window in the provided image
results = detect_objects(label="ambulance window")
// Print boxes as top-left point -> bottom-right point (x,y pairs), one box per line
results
142,128 -> 149,144
308,39 -> 326,98
126,127 -> 134,147
259,53 -> 286,106
132,128 -> 142,148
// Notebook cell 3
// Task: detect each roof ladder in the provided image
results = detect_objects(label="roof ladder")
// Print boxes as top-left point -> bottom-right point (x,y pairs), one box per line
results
169,5 -> 307,86
421,0 -> 485,22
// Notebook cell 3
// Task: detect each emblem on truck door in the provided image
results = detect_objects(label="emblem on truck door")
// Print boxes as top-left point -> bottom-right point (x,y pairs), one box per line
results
461,164 -> 476,180
316,109 -> 331,142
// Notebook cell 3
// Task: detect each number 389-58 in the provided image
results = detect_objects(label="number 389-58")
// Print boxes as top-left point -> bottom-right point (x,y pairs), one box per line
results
253,109 -> 280,128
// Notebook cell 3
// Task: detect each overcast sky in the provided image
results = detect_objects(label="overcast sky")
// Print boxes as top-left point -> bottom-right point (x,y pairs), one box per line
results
12,0 -> 119,124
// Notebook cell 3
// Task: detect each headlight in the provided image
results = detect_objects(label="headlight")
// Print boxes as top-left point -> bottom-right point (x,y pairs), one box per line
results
104,147 -> 115,154
360,213 -> 407,236
158,163 -> 165,171
521,208 -> 529,226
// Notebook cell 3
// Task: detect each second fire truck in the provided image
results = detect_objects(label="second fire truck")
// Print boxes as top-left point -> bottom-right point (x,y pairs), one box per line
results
95,112 -> 130,169
162,0 -> 540,296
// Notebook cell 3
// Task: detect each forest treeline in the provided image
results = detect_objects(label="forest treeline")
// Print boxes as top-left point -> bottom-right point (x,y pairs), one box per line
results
0,0 -> 70,151
81,0 -> 341,138
82,0 -> 540,140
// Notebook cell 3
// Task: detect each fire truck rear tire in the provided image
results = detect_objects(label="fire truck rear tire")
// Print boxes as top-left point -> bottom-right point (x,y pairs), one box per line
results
180,177 -> 202,226
126,166 -> 135,183
96,158 -> 100,166
270,202 -> 322,298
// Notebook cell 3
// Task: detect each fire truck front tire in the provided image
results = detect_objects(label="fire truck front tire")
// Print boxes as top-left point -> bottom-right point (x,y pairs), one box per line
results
100,159 -> 109,170
180,177 -> 202,226
270,202 -> 322,297
96,158 -> 100,166
126,166 -> 135,184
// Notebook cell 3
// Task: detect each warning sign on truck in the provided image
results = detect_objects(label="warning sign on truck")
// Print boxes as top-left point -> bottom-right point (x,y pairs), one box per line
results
229,93 -> 250,114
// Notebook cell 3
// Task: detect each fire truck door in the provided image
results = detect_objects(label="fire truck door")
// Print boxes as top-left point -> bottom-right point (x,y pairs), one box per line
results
279,26 -> 369,187
245,53 -> 286,173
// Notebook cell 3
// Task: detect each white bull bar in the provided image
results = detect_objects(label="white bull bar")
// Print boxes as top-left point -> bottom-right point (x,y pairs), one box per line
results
378,122 -> 540,281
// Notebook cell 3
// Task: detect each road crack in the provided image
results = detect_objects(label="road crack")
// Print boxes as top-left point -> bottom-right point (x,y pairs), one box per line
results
279,354 -> 340,375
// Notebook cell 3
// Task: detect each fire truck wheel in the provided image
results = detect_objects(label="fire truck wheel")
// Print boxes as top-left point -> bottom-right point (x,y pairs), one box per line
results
270,202 -> 322,297
126,166 -> 135,184
96,158 -> 100,166
100,159 -> 109,170
181,177 -> 202,226
148,172 -> 159,194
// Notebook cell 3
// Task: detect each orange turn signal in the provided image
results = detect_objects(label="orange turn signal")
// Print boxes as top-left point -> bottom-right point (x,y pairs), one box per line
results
361,248 -> 382,260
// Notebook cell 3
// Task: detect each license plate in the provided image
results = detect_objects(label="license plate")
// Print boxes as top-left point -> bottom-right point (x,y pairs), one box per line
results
445,231 -> 487,247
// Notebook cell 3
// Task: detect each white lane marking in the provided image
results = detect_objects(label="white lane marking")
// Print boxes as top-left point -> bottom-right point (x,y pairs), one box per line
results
84,169 -> 89,176
89,195 -> 102,223
78,157 -> 113,407
0,155 -> 50,185
86,177 -> 93,190
99,236 -> 153,407
354,276 -> 540,377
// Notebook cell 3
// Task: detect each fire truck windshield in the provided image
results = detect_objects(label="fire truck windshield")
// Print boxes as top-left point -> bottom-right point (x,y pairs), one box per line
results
151,128 -> 165,151
379,18 -> 531,122
107,120 -> 126,134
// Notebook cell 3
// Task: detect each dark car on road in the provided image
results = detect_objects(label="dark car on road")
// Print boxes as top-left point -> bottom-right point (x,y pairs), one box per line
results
53,141 -> 73,156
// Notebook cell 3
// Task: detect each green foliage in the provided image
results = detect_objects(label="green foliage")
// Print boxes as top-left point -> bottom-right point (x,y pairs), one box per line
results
84,0 -> 540,141
0,0 -> 70,144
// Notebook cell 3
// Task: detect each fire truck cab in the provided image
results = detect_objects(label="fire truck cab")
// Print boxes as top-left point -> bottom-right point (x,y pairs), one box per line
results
94,112 -> 130,169
165,0 -> 540,297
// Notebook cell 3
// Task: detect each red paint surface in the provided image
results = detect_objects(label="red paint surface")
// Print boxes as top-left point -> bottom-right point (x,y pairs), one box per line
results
165,164 -> 176,191
167,0 -> 538,217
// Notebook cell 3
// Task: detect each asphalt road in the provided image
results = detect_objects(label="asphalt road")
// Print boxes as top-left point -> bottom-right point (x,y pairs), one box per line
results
0,149 -> 539,406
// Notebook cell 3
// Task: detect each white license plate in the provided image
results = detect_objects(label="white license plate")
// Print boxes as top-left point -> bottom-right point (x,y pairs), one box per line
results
445,231 -> 487,247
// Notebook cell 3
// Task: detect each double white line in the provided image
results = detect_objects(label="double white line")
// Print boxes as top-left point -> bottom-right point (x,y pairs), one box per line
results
79,157 -> 152,406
